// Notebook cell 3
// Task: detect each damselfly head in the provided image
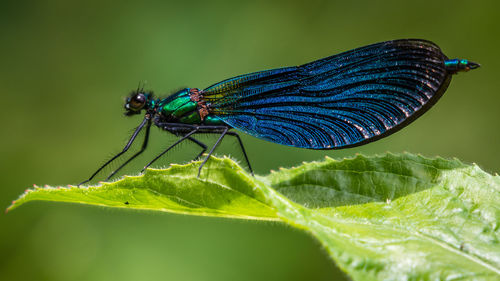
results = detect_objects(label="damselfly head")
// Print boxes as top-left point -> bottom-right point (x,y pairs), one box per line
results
124,91 -> 153,116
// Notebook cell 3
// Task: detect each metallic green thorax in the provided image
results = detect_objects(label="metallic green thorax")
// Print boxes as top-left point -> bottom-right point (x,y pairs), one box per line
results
157,88 -> 223,125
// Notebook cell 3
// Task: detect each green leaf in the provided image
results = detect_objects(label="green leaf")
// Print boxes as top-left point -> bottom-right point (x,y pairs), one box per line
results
8,154 -> 500,280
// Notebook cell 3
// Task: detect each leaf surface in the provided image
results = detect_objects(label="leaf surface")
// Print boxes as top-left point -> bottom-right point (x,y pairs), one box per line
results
9,154 -> 500,280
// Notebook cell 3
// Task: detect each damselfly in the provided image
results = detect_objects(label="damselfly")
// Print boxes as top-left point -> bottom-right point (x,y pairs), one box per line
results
80,39 -> 479,185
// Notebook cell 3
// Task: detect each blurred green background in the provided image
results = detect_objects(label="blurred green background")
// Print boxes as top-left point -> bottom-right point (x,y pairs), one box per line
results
1,0 -> 498,280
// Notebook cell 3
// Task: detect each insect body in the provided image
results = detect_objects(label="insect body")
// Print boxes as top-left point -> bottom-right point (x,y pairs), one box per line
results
80,39 -> 479,185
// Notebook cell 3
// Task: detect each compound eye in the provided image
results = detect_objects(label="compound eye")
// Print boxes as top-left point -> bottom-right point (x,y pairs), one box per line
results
130,93 -> 146,110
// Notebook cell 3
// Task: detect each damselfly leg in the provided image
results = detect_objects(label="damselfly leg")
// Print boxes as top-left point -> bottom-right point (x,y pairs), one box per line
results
141,129 -> 199,172
78,117 -> 150,186
105,120 -> 152,181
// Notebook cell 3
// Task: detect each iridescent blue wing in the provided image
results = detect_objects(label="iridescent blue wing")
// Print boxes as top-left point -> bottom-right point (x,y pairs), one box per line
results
203,39 -> 452,149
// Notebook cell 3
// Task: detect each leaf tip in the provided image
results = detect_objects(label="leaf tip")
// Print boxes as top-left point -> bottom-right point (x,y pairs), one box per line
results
6,200 -> 18,213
